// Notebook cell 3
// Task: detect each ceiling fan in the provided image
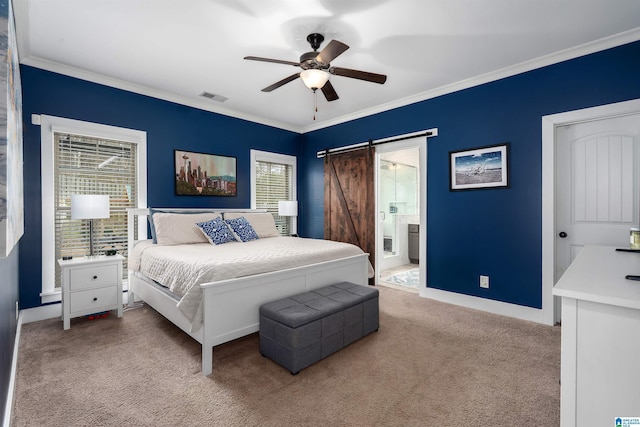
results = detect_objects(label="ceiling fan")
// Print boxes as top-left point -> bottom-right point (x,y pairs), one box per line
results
244,33 -> 387,102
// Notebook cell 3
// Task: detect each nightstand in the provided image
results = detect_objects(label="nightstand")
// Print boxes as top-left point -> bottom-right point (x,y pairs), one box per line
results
58,254 -> 124,330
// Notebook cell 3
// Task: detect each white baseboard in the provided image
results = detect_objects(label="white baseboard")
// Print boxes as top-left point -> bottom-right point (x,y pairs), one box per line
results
3,312 -> 22,427
21,303 -> 61,324
420,287 -> 548,325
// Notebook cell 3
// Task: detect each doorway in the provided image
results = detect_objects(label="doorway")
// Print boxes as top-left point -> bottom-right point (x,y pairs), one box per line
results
375,136 -> 427,294
541,98 -> 640,325
377,150 -> 420,292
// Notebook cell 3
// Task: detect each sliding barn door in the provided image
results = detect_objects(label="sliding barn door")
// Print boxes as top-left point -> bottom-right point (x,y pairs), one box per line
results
324,148 -> 375,281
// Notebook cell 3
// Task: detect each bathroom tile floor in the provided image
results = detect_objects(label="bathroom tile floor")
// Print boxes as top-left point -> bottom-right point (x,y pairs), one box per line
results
379,264 -> 420,294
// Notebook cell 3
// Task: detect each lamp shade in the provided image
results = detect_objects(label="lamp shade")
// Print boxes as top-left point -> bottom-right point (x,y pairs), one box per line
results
300,69 -> 330,90
278,200 -> 298,217
71,195 -> 110,220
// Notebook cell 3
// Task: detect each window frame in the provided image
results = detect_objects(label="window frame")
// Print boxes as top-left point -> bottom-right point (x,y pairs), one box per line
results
250,149 -> 297,235
40,115 -> 147,303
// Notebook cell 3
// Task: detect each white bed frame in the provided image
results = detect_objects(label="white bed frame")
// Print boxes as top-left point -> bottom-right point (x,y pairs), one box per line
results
126,208 -> 370,375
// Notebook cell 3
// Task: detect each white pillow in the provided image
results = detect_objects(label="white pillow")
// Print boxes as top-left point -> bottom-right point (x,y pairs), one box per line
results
223,212 -> 279,238
153,212 -> 220,245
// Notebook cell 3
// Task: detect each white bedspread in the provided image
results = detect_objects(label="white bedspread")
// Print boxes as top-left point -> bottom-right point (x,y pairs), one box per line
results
129,237 -> 373,329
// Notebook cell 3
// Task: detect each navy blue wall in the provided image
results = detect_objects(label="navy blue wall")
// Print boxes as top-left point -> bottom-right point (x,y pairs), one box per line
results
299,40 -> 640,309
19,65 -> 301,310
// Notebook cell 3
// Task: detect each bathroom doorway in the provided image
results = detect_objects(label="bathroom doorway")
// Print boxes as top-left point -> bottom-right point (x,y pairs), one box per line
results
376,144 -> 423,294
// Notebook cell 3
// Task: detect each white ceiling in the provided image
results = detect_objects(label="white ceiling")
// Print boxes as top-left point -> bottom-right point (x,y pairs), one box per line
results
13,0 -> 640,133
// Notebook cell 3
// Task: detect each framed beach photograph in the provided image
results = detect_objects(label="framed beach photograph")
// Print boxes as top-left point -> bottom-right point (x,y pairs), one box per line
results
449,143 -> 510,191
174,150 -> 237,196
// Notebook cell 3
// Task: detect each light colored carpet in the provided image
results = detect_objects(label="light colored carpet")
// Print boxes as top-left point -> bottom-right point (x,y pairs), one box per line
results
11,287 -> 560,426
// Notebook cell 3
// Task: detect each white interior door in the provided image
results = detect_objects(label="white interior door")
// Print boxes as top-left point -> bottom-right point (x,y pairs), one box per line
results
556,113 -> 640,282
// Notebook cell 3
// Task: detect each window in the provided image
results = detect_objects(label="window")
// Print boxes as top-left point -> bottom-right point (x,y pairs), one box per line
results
40,116 -> 146,303
54,134 -> 135,279
250,150 -> 297,236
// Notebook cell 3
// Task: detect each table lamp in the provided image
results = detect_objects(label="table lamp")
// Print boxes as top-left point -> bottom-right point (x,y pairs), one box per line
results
278,200 -> 298,217
71,194 -> 110,257
278,200 -> 298,237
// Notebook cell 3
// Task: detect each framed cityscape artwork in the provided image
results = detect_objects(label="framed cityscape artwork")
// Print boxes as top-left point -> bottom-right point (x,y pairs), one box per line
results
174,150 -> 237,196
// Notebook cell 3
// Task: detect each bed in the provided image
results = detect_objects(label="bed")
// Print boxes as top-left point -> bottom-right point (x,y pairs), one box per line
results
126,208 -> 372,375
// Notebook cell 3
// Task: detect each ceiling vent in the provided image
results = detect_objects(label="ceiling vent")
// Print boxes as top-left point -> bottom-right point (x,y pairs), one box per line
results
199,91 -> 229,102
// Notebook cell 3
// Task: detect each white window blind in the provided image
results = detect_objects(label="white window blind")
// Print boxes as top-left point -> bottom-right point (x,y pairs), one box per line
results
54,132 -> 137,285
255,160 -> 294,236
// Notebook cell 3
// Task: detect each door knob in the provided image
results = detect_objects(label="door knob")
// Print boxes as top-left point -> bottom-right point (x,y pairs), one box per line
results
558,231 -> 567,238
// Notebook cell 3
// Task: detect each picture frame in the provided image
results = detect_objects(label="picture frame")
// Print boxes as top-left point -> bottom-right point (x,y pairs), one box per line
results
449,143 -> 510,191
0,2 -> 25,257
174,150 -> 237,196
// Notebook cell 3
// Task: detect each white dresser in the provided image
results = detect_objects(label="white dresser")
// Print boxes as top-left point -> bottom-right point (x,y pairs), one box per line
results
553,246 -> 640,426
58,254 -> 124,330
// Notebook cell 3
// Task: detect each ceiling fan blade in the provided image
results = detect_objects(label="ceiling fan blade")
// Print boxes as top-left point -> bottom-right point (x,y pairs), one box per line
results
321,81 -> 339,102
330,67 -> 387,84
261,73 -> 300,92
244,56 -> 300,67
315,40 -> 349,64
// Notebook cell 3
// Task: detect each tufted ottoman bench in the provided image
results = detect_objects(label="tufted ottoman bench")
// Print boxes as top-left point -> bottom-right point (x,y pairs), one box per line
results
259,282 -> 379,374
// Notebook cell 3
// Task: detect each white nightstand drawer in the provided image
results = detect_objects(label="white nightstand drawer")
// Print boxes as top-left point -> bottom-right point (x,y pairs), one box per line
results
69,286 -> 118,314
69,264 -> 118,290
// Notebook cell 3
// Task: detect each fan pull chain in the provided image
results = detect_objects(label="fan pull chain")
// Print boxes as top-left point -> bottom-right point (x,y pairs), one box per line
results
313,89 -> 318,121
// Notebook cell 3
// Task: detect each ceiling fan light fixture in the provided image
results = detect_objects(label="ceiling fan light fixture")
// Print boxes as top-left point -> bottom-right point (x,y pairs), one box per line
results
245,33 -> 386,105
300,69 -> 330,90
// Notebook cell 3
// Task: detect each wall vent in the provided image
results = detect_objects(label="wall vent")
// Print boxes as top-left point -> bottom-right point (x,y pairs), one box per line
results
199,91 -> 229,102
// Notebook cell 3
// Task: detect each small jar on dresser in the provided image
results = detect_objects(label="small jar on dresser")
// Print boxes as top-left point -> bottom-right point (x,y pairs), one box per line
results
58,254 -> 124,330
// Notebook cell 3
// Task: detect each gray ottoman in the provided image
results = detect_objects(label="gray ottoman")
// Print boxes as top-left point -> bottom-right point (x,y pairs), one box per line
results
259,282 -> 379,374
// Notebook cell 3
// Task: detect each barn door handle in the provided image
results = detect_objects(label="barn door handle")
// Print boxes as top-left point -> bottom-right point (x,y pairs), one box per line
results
558,231 -> 567,238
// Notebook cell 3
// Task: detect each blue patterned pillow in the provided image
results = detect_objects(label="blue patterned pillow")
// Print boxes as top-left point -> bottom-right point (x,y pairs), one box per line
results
225,216 -> 259,242
196,217 -> 237,245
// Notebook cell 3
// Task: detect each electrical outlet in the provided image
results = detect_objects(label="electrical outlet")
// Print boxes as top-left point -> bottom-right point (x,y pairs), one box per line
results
480,275 -> 490,289
15,301 -> 19,320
